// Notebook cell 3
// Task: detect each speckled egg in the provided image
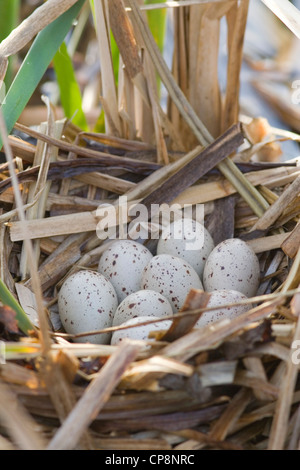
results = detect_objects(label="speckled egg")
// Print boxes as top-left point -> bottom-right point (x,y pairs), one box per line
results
98,240 -> 153,303
112,289 -> 173,327
141,254 -> 203,312
195,289 -> 252,327
203,238 -> 260,297
157,218 -> 214,279
111,315 -> 172,345
58,270 -> 118,344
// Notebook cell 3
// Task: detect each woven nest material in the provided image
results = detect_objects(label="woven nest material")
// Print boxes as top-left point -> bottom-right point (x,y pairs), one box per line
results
0,117 -> 300,451
0,0 -> 300,452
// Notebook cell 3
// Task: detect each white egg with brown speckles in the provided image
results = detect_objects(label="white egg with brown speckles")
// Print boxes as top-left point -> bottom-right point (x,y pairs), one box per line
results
112,289 -> 173,326
157,218 -> 214,279
141,254 -> 203,312
203,238 -> 260,298
111,315 -> 172,345
195,289 -> 252,327
58,270 -> 118,344
98,240 -> 153,303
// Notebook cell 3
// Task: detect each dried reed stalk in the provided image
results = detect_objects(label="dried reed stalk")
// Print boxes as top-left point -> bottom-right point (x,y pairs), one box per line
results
93,0 -> 122,135
281,222 -> 300,259
209,388 -> 252,441
242,356 -> 271,401
161,298 -> 283,363
127,0 -> 269,217
39,350 -> 95,450
19,110 -> 64,279
261,0 -> 300,39
222,0 -> 249,131
188,2 -> 232,137
14,122 -> 160,173
175,429 -> 242,450
0,379 -> 46,450
268,297 -> 300,449
252,175 -> 300,232
161,289 -> 211,342
108,0 -> 147,90
140,122 -> 244,213
0,109 -> 51,352
9,166 -> 299,244
24,232 -> 89,292
47,340 -> 141,450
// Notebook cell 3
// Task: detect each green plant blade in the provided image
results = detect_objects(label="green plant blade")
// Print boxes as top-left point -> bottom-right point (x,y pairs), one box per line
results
110,30 -> 120,85
0,279 -> 35,335
0,0 -> 85,149
53,41 -> 88,131
145,0 -> 167,95
145,0 -> 167,54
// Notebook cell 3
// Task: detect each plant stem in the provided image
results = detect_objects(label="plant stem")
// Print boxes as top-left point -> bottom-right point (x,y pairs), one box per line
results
127,0 -> 269,217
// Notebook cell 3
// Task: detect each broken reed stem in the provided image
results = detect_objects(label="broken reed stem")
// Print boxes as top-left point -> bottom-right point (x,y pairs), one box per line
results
253,175 -> 300,231
126,0 -> 269,217
140,123 -> 244,212
13,122 -> 160,173
222,0 -> 250,131
281,242 -> 300,293
281,222 -> 300,259
129,0 -> 211,146
0,109 -> 51,353
217,158 -> 269,216
209,388 -> 253,441
92,0 -> 122,135
108,0 -> 143,82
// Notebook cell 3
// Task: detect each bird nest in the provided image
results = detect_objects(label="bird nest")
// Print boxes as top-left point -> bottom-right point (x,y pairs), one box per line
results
0,0 -> 300,452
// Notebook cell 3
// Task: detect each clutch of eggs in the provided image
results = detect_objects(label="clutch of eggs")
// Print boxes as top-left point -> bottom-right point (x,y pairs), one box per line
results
57,222 -> 261,344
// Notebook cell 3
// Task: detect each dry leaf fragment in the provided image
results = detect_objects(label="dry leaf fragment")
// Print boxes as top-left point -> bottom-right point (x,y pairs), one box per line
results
243,117 -> 282,162
0,306 -> 19,334
222,320 -> 273,360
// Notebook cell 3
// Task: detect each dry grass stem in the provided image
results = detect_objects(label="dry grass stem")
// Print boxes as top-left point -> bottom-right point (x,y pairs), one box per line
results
47,340 -> 141,450
268,310 -> 300,449
0,109 -> 51,352
0,379 -> 46,450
